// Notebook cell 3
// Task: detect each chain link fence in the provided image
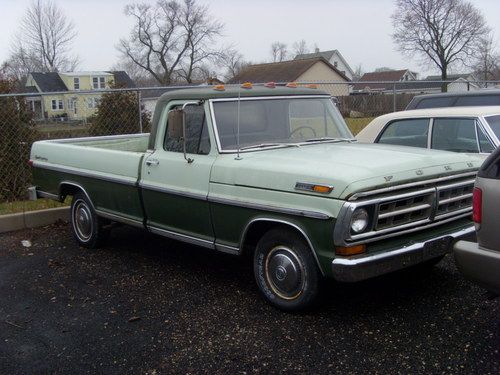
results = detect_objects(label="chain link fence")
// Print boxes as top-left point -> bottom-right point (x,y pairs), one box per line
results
1,80 -> 499,213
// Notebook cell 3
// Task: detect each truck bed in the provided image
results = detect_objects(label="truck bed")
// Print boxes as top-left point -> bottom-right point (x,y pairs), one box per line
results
31,134 -> 150,224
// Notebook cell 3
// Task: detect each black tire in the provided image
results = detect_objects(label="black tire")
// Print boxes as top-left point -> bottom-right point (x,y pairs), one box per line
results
254,228 -> 321,312
70,192 -> 108,248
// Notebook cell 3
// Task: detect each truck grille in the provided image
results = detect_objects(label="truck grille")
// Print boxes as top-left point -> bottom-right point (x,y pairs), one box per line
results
343,173 -> 476,244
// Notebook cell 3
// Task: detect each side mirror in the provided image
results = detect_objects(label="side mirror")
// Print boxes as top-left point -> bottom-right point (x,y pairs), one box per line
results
167,109 -> 184,139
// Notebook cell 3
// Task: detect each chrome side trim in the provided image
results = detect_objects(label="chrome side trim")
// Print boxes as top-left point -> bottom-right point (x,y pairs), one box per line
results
148,225 -> 215,249
207,195 -> 331,220
139,182 -> 207,201
348,171 -> 478,201
36,190 -> 60,201
95,209 -> 144,228
33,161 -> 137,187
214,243 -> 240,255
332,225 -> 475,282
239,217 -> 326,276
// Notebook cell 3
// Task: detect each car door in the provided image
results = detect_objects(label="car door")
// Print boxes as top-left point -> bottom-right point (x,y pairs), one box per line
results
140,101 -> 216,247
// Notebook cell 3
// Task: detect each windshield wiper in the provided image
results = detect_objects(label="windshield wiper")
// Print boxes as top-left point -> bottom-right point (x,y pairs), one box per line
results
239,143 -> 298,151
302,137 -> 355,143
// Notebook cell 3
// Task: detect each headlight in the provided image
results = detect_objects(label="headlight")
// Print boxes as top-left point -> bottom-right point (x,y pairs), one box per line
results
350,208 -> 369,233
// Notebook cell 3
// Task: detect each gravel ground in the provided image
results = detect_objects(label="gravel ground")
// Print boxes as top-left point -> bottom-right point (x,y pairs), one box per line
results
0,223 -> 498,374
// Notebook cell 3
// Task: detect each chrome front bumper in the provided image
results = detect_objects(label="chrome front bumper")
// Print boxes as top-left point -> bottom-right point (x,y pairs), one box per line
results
332,225 -> 475,282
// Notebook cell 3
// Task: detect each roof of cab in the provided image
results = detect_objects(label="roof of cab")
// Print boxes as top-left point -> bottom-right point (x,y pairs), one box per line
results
156,85 -> 329,106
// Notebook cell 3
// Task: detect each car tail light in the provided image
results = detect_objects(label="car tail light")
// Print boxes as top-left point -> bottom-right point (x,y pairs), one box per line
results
472,187 -> 482,224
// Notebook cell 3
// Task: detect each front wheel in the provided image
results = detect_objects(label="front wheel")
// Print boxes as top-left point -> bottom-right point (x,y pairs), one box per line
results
70,192 -> 108,248
254,228 -> 321,311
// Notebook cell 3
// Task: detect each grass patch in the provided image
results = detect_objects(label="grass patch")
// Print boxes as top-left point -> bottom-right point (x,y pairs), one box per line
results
0,198 -> 69,216
345,117 -> 374,135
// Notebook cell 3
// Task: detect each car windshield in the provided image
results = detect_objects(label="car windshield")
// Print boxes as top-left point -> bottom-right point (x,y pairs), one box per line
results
211,97 -> 353,151
485,115 -> 500,139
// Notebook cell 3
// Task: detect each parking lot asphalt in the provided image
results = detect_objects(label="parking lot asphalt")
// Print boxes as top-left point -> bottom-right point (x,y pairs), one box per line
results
0,222 -> 498,374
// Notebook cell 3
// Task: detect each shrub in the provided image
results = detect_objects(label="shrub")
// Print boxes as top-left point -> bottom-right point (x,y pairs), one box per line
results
0,78 -> 39,201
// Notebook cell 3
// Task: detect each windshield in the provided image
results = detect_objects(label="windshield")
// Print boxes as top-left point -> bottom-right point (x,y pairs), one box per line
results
212,97 -> 353,151
485,115 -> 500,139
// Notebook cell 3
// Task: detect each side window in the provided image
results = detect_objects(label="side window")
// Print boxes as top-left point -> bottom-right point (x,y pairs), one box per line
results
431,118 -> 478,153
164,105 -> 211,155
377,118 -> 429,148
416,97 -> 455,109
477,123 -> 494,153
455,95 -> 500,106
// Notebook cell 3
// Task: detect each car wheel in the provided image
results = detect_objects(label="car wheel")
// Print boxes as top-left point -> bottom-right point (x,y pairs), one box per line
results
70,192 -> 108,248
254,228 -> 320,311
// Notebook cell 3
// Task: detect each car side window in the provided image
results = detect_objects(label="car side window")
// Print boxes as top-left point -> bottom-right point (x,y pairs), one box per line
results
164,105 -> 211,155
377,119 -> 429,148
416,97 -> 455,109
431,118 -> 478,153
477,124 -> 494,153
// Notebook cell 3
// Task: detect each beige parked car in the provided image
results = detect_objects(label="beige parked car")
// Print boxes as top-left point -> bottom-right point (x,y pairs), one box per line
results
356,107 -> 500,156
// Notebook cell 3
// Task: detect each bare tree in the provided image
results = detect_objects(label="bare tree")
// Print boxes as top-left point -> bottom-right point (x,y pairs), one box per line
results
2,45 -> 43,83
352,64 -> 364,81
472,33 -> 500,83
292,40 -> 309,56
118,0 -> 224,85
392,0 -> 489,91
217,48 -> 249,82
14,0 -> 78,72
270,42 -> 288,62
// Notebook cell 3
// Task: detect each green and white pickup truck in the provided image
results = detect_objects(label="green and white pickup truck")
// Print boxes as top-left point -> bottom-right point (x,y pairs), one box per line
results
30,86 -> 480,310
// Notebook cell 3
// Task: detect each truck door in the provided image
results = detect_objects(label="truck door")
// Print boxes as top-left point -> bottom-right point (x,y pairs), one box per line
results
140,101 -> 216,247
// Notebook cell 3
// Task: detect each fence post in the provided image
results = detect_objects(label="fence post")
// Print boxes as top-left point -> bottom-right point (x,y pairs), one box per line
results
137,90 -> 143,133
392,83 -> 396,112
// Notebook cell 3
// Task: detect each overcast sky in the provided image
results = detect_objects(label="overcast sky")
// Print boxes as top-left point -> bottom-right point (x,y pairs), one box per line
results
1,0 -> 499,78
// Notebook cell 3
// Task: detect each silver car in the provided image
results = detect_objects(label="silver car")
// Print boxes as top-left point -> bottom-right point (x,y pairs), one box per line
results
454,146 -> 500,294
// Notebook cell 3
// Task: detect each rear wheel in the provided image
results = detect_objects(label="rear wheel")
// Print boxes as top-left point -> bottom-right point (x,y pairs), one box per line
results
70,192 -> 108,248
254,228 -> 320,311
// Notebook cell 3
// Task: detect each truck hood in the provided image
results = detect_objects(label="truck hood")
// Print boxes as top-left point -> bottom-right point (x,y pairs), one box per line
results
210,142 -> 482,199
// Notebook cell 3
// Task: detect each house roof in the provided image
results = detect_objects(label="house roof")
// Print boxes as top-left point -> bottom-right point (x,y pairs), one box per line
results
108,71 -> 136,88
228,57 -> 350,84
353,70 -> 414,91
30,72 -> 68,92
425,73 -> 474,81
294,49 -> 354,76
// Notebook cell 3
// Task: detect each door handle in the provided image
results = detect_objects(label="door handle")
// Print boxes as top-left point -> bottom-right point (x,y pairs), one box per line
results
146,158 -> 160,166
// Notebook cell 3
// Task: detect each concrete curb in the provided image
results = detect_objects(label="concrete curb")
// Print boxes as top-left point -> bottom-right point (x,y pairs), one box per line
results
0,207 -> 70,234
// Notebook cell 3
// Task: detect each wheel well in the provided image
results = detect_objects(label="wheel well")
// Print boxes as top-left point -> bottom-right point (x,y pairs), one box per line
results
59,183 -> 82,201
241,220 -> 309,256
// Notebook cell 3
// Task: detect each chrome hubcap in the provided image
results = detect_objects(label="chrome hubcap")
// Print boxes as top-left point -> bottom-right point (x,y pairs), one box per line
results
74,201 -> 92,241
265,246 -> 304,300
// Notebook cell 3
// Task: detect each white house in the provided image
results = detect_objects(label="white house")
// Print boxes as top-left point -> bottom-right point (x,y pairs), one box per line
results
295,49 -> 355,80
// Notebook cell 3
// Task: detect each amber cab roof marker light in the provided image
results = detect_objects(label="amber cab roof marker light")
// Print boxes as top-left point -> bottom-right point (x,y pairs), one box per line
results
306,84 -> 318,89
241,82 -> 253,89
213,84 -> 225,91
264,82 -> 276,88
286,82 -> 298,88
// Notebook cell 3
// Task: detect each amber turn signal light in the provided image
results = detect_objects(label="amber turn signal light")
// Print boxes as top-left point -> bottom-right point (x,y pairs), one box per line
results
312,185 -> 332,194
336,245 -> 366,256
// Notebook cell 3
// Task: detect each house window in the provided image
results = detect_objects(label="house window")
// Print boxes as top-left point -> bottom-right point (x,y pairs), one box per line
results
334,61 -> 338,68
87,97 -> 101,109
68,98 -> 76,110
92,76 -> 106,89
51,99 -> 64,110
74,77 -> 80,90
